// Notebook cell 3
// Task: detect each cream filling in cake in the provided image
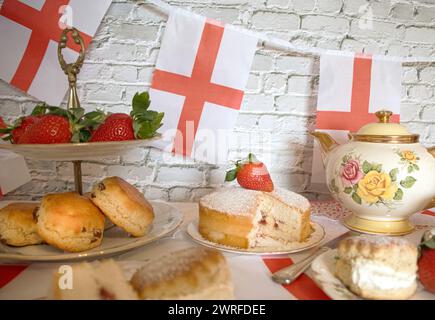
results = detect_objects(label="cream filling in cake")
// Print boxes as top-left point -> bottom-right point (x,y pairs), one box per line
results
351,258 -> 416,290
199,187 -> 311,249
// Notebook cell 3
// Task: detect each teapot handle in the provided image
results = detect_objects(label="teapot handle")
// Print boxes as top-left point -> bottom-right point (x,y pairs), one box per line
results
425,147 -> 435,210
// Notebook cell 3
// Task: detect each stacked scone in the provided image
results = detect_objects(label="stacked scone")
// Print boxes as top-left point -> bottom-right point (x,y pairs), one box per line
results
53,247 -> 234,300
335,235 -> 419,300
0,176 -> 154,252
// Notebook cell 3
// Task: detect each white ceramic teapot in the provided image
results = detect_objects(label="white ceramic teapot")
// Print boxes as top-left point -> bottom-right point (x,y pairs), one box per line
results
311,110 -> 435,235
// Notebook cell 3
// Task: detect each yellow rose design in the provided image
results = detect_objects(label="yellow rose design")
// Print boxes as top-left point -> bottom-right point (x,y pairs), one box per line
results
357,170 -> 398,204
401,150 -> 417,163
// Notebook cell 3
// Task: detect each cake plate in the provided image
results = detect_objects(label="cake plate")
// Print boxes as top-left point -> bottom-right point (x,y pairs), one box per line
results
0,28 -> 160,195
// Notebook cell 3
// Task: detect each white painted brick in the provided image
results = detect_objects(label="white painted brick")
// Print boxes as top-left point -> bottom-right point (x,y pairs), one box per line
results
342,0 -> 368,16
195,7 -> 240,24
111,65 -> 138,82
88,43 -> 136,62
251,53 -> 274,71
121,148 -> 148,164
301,15 -> 349,33
391,3 -> 414,21
137,67 -> 154,82
110,24 -> 160,42
402,68 -> 418,84
264,73 -> 287,94
267,0 -> 290,8
275,94 -> 316,114
169,187 -> 191,201
419,66 -> 435,84
405,27 -> 435,43
275,56 -> 316,75
241,94 -> 275,111
415,6 -> 435,23
408,85 -> 433,101
350,20 -> 402,39
190,188 -> 215,201
316,0 -> 343,13
209,168 -> 227,185
156,167 -> 204,184
85,83 -> 124,101
291,0 -> 315,12
251,12 -> 300,30
287,75 -> 312,95
144,186 -> 169,201
106,164 -> 153,181
133,4 -> 166,23
420,105 -> 435,122
245,73 -> 261,92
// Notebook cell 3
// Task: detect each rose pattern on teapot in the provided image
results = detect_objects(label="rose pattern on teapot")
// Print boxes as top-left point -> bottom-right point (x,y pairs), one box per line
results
329,149 -> 420,210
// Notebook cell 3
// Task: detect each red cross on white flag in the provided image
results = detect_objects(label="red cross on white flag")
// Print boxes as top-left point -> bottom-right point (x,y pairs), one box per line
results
311,52 -> 402,186
0,0 -> 112,105
149,10 -> 258,164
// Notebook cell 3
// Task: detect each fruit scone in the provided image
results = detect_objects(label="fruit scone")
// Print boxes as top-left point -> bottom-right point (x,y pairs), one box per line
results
198,187 -> 312,249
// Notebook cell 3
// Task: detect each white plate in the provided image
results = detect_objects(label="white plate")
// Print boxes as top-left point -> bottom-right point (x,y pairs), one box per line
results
0,201 -> 183,262
0,136 -> 160,161
311,249 -> 435,300
186,221 -> 325,255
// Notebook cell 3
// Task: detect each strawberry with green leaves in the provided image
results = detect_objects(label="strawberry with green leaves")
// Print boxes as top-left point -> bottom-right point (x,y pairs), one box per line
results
418,228 -> 435,293
89,92 -> 164,142
225,153 -> 274,192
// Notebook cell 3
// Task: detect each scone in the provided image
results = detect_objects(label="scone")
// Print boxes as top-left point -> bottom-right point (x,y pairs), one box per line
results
335,235 -> 418,300
36,192 -> 105,252
130,247 -> 234,299
90,177 -> 154,237
53,259 -> 138,300
199,187 -> 312,249
0,202 -> 43,246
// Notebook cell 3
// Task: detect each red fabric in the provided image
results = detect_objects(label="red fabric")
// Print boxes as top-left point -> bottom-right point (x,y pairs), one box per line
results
151,21 -> 244,157
422,210 -> 435,217
262,257 -> 330,300
316,54 -> 400,132
0,0 -> 92,91
0,265 -> 28,289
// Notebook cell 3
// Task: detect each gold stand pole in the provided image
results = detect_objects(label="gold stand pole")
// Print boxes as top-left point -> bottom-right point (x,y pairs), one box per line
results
73,161 -> 83,195
58,28 -> 85,194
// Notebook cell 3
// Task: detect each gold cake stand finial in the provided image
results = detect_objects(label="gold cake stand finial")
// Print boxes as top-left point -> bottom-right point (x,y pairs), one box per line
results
58,27 -> 85,110
58,27 -> 85,194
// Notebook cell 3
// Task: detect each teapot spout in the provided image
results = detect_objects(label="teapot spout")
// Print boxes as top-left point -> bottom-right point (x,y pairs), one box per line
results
310,131 -> 339,165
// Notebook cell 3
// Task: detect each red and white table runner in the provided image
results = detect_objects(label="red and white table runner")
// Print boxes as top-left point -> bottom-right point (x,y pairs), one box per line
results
0,0 -> 112,105
311,52 -> 402,186
149,10 -> 257,164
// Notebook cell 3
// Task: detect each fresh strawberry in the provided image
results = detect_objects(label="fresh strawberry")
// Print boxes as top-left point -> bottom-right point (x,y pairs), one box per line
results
19,115 -> 72,144
0,117 -> 5,129
225,153 -> 274,192
11,116 -> 41,143
89,113 -> 135,142
418,229 -> 435,293
0,115 -> 41,143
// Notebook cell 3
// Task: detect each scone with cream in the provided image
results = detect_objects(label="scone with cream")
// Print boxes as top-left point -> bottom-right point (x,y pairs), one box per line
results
335,235 -> 418,300
53,259 -> 138,300
0,202 -> 43,246
199,187 -> 312,249
90,177 -> 154,237
130,247 -> 234,299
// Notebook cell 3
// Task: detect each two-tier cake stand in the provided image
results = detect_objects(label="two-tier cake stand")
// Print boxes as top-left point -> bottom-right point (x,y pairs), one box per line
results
0,28 -> 158,195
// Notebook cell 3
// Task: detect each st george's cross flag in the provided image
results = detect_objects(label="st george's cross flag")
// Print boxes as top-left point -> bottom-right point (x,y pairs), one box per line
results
149,10 -> 258,164
311,52 -> 402,186
0,0 -> 112,105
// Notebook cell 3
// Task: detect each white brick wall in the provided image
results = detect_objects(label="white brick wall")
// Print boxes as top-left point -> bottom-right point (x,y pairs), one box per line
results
1,0 -> 435,203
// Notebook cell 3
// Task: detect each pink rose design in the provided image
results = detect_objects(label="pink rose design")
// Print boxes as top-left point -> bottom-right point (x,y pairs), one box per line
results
340,159 -> 363,186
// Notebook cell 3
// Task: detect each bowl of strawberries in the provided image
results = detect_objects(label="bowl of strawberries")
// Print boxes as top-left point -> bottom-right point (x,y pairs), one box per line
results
0,92 -> 163,161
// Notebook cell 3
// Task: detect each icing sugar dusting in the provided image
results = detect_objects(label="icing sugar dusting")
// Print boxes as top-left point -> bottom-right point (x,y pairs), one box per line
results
131,247 -> 211,288
348,235 -> 413,247
199,187 -> 310,216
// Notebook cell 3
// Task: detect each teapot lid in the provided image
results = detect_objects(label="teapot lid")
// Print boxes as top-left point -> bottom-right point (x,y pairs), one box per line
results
353,110 -> 419,143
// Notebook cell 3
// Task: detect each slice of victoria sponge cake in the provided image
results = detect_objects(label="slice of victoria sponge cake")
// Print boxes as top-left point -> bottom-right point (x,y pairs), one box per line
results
198,187 -> 312,249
